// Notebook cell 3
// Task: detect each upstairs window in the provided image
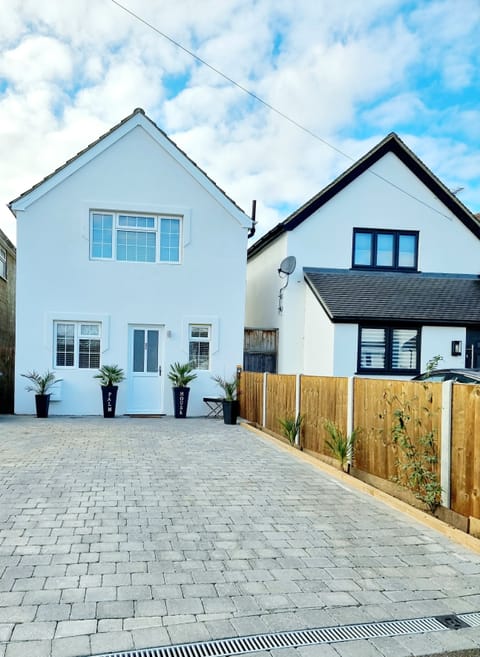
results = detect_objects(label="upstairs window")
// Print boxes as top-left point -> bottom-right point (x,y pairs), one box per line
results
0,247 -> 6,279
55,322 -> 101,369
358,326 -> 420,374
91,212 -> 181,263
189,324 -> 211,370
353,229 -> 418,270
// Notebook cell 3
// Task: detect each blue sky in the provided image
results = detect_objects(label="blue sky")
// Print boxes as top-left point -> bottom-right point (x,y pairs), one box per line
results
0,0 -> 479,243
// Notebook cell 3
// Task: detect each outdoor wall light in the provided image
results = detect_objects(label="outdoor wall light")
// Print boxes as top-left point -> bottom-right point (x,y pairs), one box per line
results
451,340 -> 462,356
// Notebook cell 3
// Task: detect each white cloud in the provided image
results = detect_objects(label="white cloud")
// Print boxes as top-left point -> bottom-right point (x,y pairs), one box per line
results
0,0 -> 479,245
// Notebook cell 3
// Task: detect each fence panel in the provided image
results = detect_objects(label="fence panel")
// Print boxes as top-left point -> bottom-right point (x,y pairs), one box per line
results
353,378 -> 442,483
265,374 -> 296,435
451,384 -> 480,519
301,375 -> 348,456
238,371 -> 264,425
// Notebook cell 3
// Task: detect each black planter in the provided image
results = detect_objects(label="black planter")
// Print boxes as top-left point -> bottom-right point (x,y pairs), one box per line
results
222,400 -> 239,425
173,387 -> 190,418
102,385 -> 118,418
35,394 -> 51,418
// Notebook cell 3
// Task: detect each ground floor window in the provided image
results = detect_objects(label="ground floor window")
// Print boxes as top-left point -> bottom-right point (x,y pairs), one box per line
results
189,324 -> 211,370
358,326 -> 420,374
55,322 -> 101,369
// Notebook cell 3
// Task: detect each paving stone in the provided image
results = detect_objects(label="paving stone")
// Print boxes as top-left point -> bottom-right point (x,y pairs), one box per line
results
166,620 -> 211,645
117,584 -> 152,600
131,625 -> 170,648
0,592 -> 24,606
3,417 -> 480,656
89,630 -> 134,652
35,603 -> 71,621
70,602 -> 97,620
97,600 -> 134,618
55,619 -> 97,638
5,640 -> 51,657
0,624 -> 13,642
85,586 -> 116,602
51,635 -> 91,657
11,620 -> 56,641
0,606 -> 37,623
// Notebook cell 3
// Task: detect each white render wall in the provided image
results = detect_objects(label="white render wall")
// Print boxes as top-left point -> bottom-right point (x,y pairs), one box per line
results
286,152 -> 480,275
15,124 -> 248,415
246,150 -> 480,378
421,326 -> 466,371
303,284 -> 334,375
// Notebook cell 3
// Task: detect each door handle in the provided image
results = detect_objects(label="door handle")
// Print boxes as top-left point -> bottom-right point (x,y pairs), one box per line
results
158,366 -> 162,376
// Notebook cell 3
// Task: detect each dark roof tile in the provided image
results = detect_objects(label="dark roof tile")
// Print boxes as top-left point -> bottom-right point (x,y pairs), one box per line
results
304,268 -> 480,325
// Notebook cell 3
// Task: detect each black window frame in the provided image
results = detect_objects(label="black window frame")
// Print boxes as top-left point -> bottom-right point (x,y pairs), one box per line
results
357,325 -> 421,375
352,228 -> 419,271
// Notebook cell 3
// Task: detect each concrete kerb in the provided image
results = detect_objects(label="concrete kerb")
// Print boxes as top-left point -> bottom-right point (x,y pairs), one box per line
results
241,421 -> 480,557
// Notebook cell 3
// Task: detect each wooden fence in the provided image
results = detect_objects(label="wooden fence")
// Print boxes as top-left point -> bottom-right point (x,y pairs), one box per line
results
239,371 -> 479,524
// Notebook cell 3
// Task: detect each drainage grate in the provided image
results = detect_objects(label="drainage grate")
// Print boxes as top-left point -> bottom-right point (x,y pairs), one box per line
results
89,611 -> 480,657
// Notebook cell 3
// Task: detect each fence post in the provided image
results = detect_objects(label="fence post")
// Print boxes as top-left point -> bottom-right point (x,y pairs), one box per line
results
441,379 -> 453,509
347,376 -> 354,467
295,374 -> 301,447
262,372 -> 268,429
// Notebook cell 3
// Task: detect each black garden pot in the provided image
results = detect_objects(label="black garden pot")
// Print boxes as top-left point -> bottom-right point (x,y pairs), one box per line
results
102,385 -> 118,418
35,394 -> 51,418
173,386 -> 190,418
222,400 -> 239,425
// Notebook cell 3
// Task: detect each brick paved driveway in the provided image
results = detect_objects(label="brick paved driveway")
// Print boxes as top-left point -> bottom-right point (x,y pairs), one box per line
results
1,416 -> 480,657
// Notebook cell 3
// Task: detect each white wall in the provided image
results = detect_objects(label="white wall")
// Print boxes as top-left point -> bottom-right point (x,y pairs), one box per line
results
333,324 -> 358,376
245,234 -> 286,328
247,148 -> 480,378
421,326 -> 466,371
15,123 -> 248,415
287,152 -> 480,275
303,284 -> 334,375
246,233 -> 308,374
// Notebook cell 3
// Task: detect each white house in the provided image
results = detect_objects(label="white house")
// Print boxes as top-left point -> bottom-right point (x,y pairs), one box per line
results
246,133 -> 480,378
10,108 -> 252,416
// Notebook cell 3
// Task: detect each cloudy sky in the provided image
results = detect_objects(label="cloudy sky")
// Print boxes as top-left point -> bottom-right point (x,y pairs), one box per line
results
1,0 -> 480,244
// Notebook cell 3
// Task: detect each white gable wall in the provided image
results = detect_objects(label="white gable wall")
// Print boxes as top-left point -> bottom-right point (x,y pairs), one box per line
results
15,123 -> 248,415
247,150 -> 480,378
287,152 -> 480,275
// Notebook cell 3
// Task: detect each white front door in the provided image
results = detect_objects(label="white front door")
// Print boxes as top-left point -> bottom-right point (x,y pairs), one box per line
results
127,325 -> 164,414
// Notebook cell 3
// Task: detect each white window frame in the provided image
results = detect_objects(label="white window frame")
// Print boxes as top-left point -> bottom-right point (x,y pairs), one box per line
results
54,321 -> 102,370
188,324 -> 211,370
0,246 -> 6,279
90,211 -> 182,264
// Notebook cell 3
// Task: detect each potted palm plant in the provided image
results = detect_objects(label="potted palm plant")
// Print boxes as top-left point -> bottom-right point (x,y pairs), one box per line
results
94,364 -> 125,418
168,362 -> 197,418
212,374 -> 239,425
21,370 -> 62,418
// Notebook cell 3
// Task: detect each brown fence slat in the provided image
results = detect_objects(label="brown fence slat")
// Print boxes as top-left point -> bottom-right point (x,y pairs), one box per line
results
238,371 -> 264,425
265,374 -> 296,435
301,375 -> 348,456
353,378 -> 442,483
451,384 -> 480,519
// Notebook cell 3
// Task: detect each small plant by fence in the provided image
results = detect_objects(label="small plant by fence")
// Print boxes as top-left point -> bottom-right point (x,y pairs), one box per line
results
239,371 -> 480,525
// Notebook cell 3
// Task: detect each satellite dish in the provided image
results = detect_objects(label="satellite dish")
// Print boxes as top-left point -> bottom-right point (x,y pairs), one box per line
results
277,256 -> 296,313
278,256 -> 296,275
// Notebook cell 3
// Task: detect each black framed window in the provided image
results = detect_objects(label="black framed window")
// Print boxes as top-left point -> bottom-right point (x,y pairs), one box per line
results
358,326 -> 420,374
353,229 -> 418,270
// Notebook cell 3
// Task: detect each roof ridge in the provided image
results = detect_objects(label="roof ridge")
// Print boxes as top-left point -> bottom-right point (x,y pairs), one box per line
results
249,133 -> 480,258
9,109 -> 248,218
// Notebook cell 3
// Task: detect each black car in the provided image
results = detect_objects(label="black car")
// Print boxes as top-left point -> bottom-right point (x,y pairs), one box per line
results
412,368 -> 480,383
